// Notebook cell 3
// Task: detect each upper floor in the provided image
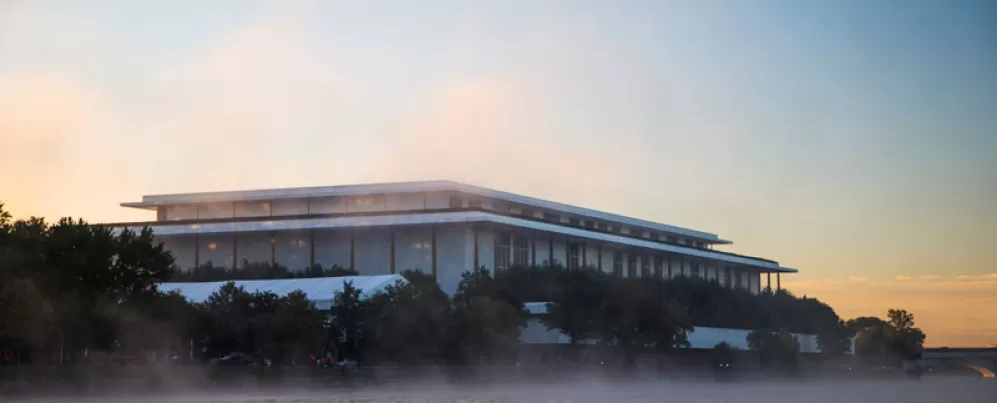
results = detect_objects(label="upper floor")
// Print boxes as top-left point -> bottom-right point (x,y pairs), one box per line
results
120,180 -> 732,252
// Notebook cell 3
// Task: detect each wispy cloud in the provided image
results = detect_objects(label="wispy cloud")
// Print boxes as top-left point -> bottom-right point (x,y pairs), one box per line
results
919,275 -> 939,280
848,276 -> 870,282
896,275 -> 912,281
956,273 -> 997,281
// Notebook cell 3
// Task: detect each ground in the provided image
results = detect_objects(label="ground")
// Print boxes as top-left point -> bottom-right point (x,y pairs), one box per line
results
22,376 -> 996,403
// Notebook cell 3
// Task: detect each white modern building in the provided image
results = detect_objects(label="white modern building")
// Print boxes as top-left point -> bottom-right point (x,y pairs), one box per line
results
112,180 -> 795,295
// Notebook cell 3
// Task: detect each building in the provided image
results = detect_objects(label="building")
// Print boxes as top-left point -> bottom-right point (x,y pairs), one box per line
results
111,180 -> 795,295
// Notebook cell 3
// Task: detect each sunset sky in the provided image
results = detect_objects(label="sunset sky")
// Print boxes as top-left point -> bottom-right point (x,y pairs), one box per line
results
1,1 -> 994,347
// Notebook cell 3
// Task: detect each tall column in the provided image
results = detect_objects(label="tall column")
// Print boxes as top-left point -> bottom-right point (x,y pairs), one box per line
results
309,230 -> 315,269
667,253 -> 672,279
232,233 -> 238,270
531,234 -> 536,266
431,225 -> 437,278
270,232 -> 276,268
777,273 -> 781,291
597,244 -> 603,272
349,229 -> 355,270
473,225 -> 479,269
390,230 -> 396,274
767,272 -> 772,292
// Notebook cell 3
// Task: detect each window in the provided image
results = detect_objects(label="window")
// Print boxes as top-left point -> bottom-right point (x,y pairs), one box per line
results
496,232 -> 511,272
156,207 -> 167,221
666,236 -> 677,243
569,218 -> 580,226
513,235 -> 529,266
640,256 -> 650,277
521,208 -> 533,217
613,251 -> 624,277
468,199 -> 481,208
654,256 -> 664,278
627,254 -> 637,278
449,196 -> 463,208
691,260 -> 701,277
567,243 -> 580,269
607,225 -> 615,233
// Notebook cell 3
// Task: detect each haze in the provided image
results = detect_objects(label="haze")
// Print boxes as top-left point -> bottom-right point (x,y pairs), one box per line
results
1,0 -> 994,347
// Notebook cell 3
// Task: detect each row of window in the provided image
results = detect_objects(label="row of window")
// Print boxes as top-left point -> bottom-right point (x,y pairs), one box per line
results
493,232 -> 746,286
156,192 -> 714,252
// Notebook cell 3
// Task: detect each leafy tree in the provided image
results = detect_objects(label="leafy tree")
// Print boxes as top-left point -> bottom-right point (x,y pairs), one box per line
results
816,319 -> 852,358
543,268 -> 612,346
329,281 -> 365,360
598,278 -> 692,368
747,329 -> 800,370
364,279 -> 451,364
449,268 -> 528,363
884,309 -> 926,360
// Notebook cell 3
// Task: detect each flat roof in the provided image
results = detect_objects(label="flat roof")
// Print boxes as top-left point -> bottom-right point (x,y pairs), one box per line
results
121,180 -> 726,243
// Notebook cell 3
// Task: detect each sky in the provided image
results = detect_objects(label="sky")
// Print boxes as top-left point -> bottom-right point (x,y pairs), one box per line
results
1,0 -> 995,347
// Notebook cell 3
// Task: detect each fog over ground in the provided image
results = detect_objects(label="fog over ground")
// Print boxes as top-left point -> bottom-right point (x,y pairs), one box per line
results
16,377 -> 997,403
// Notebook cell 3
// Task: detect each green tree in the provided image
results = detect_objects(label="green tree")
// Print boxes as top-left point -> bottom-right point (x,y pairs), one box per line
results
884,309 -> 926,360
709,341 -> 737,367
364,278 -> 451,364
543,269 -> 612,346
329,281 -> 365,360
598,278 -> 692,368
449,268 -> 527,364
747,328 -> 800,370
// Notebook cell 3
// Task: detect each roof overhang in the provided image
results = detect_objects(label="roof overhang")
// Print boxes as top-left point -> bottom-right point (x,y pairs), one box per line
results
120,180 -> 728,244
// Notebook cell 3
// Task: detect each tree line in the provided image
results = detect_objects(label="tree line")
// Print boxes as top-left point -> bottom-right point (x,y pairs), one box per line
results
0,203 -> 924,369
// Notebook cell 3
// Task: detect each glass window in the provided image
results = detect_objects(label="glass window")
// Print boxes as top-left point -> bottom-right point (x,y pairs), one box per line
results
496,232 -> 511,272
641,256 -> 650,277
235,201 -> 271,217
309,196 -> 347,214
567,243 -> 580,269
569,218 -> 580,226
627,254 -> 637,278
275,231 -> 310,271
165,204 -> 198,221
666,236 -> 677,243
449,196 -> 463,208
691,260 -> 701,277
613,251 -> 624,277
654,256 -> 663,278
272,199 -> 308,216
350,195 -> 385,212
198,203 -> 233,219
513,235 -> 529,266
198,233 -> 234,269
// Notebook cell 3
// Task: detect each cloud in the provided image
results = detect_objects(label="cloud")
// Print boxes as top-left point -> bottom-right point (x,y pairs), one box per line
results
919,275 -> 939,280
847,276 -> 870,282
956,273 -> 997,281
895,275 -> 912,281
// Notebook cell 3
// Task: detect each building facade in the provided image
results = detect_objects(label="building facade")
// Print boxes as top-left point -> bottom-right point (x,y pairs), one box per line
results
111,180 -> 795,295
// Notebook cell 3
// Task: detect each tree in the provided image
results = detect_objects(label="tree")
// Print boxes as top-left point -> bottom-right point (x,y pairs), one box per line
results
816,319 -> 852,358
543,268 -> 612,347
449,268 -> 528,364
884,309 -> 926,360
364,276 -> 451,364
747,329 -> 800,370
329,281 -> 365,360
598,279 -> 692,368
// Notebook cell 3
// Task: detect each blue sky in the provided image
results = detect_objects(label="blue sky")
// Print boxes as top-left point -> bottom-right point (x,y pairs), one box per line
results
1,0 -> 995,346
